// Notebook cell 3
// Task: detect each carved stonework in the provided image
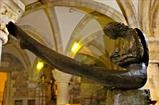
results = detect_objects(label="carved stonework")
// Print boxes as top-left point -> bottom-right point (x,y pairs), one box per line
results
69,77 -> 81,104
12,70 -> 29,98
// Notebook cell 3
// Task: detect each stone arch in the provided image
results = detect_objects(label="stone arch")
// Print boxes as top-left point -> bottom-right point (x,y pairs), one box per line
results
22,0 -> 125,54
0,52 -> 24,71
25,0 -> 124,22
1,37 -> 30,71
65,12 -> 114,55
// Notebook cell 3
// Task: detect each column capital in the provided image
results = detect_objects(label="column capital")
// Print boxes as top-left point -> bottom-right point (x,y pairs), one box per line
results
52,69 -> 72,83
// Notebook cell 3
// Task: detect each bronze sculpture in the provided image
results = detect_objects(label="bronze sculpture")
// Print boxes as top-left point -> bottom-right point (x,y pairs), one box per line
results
6,22 -> 149,89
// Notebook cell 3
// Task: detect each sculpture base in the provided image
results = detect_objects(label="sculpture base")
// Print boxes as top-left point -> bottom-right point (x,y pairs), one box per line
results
104,89 -> 151,105
79,83 -> 152,105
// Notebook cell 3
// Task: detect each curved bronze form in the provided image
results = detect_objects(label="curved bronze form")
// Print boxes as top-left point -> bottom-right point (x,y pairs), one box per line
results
6,22 -> 149,89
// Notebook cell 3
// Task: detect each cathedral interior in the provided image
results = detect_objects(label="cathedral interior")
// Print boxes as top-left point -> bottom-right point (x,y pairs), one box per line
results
0,0 -> 159,105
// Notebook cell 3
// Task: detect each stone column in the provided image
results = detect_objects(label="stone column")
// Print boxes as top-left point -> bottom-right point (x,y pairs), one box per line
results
52,69 -> 72,105
144,40 -> 159,104
144,63 -> 159,105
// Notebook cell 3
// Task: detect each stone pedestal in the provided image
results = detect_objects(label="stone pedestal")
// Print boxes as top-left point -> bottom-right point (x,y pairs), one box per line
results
104,89 -> 151,105
80,83 -> 152,105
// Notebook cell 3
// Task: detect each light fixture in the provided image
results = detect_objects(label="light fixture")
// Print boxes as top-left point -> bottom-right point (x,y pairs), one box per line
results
71,42 -> 81,55
36,61 -> 44,71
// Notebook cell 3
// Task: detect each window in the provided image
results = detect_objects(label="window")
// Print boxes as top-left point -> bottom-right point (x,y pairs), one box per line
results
28,99 -> 35,105
15,100 -> 23,105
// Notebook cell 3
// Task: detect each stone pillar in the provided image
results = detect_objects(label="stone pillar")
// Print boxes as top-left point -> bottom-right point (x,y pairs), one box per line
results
144,40 -> 159,105
52,69 -> 72,105
144,63 -> 159,105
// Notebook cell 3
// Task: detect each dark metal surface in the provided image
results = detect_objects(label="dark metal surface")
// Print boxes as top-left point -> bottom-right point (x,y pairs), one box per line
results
6,22 -> 149,89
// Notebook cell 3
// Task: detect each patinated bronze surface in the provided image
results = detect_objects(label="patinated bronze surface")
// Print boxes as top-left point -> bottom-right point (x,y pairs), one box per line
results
6,22 -> 149,89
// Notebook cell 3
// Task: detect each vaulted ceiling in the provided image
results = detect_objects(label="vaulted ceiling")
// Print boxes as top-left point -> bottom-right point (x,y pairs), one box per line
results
1,0 -> 159,75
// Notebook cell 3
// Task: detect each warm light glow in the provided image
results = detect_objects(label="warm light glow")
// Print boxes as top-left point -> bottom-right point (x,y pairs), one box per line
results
0,72 -> 7,104
71,42 -> 81,54
36,61 -> 44,71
